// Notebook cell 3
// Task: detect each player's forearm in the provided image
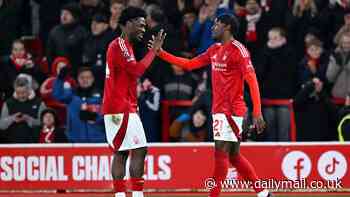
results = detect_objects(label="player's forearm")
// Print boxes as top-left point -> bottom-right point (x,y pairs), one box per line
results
159,50 -> 192,70
159,50 -> 206,70
245,71 -> 262,117
136,50 -> 156,75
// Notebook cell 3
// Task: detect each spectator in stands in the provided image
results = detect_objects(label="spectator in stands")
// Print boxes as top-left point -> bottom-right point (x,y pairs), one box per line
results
109,0 -> 125,35
169,104 -> 209,142
40,57 -> 76,124
53,67 -> 106,143
327,32 -> 350,100
34,108 -> 67,143
319,0 -> 350,48
0,39 -> 45,99
138,78 -> 161,142
0,0 -> 31,56
159,0 -> 196,29
82,12 -> 116,90
40,57 -> 76,106
46,2 -> 88,75
161,64 -> 198,101
0,74 -> 46,143
128,0 -> 146,9
238,0 -> 272,64
256,27 -> 298,141
337,98 -> 350,141
79,0 -> 107,30
294,78 -> 337,141
142,4 -> 182,88
189,0 -> 231,55
179,8 -> 197,58
298,38 -> 329,86
160,64 -> 199,121
33,0 -> 72,47
334,9 -> 350,45
285,0 -> 321,60
294,34 -> 336,142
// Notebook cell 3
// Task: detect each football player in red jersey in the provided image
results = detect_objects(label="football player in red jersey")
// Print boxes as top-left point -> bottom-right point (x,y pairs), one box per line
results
102,7 -> 166,197
151,14 -> 273,197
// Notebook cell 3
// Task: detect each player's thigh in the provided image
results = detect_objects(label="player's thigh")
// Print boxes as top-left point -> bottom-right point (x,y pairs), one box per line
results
130,147 -> 147,161
215,140 -> 240,155
212,113 -> 243,142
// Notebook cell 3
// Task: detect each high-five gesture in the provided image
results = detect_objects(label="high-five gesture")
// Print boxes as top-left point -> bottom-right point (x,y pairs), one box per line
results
148,29 -> 166,54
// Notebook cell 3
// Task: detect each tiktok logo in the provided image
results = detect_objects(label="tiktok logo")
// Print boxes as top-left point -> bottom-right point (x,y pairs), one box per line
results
317,151 -> 347,181
282,151 -> 312,180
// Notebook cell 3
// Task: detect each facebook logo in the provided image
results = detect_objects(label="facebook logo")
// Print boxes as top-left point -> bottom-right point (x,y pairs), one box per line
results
282,151 -> 312,180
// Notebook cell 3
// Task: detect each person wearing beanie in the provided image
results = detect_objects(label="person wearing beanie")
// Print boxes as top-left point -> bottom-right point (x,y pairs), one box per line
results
46,2 -> 88,76
40,57 -> 76,125
82,12 -> 116,91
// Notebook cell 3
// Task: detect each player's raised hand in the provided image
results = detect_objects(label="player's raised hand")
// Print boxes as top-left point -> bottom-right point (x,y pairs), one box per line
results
148,29 -> 166,55
252,115 -> 266,134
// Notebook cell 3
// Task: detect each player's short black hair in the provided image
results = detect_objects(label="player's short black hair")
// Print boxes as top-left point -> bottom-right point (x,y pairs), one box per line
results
216,13 -> 239,35
119,6 -> 147,26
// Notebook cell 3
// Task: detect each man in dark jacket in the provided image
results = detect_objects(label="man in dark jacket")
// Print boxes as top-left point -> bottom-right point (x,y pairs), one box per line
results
0,74 -> 46,143
294,78 -> 337,141
46,2 -> 88,75
142,4 -> 181,88
256,27 -> 298,141
237,0 -> 271,64
82,12 -> 116,90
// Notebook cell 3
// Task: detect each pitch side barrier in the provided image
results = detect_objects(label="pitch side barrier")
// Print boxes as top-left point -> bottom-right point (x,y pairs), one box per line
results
161,99 -> 346,142
0,142 -> 349,193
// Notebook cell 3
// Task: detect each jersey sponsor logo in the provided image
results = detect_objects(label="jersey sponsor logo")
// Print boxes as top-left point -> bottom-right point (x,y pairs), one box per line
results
215,132 -> 221,137
212,62 -> 227,72
133,136 -> 140,145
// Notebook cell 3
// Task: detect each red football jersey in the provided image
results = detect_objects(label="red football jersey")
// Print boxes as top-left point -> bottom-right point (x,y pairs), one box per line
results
159,40 -> 260,117
102,37 -> 155,114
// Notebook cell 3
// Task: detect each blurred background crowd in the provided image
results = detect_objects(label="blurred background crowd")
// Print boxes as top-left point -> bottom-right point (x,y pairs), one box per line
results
0,0 -> 350,144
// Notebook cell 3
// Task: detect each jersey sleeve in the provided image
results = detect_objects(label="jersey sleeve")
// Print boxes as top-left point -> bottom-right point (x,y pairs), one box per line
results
158,48 -> 211,71
112,39 -> 156,77
234,48 -> 262,117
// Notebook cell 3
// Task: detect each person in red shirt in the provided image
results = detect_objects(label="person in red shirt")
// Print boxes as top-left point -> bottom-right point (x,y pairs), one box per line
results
102,7 -> 166,197
153,14 -> 273,197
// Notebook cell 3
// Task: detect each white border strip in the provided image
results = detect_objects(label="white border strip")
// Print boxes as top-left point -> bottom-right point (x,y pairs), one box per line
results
0,141 -> 349,148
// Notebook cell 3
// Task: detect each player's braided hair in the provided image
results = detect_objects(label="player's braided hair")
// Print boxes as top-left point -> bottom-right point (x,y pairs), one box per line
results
216,13 -> 240,35
119,6 -> 147,26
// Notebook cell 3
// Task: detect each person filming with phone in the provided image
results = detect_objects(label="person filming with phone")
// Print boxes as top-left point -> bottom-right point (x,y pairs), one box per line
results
0,74 -> 46,143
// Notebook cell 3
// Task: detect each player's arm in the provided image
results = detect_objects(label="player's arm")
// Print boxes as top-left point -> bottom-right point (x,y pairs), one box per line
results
116,39 -> 156,77
239,56 -> 266,133
244,69 -> 262,118
158,49 -> 211,71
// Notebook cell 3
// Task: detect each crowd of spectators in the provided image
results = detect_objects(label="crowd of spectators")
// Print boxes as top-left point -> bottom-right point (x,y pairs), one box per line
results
0,0 -> 349,143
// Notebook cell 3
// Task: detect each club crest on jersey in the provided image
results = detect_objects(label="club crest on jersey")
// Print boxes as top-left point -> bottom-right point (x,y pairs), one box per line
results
112,115 -> 122,125
133,136 -> 140,144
